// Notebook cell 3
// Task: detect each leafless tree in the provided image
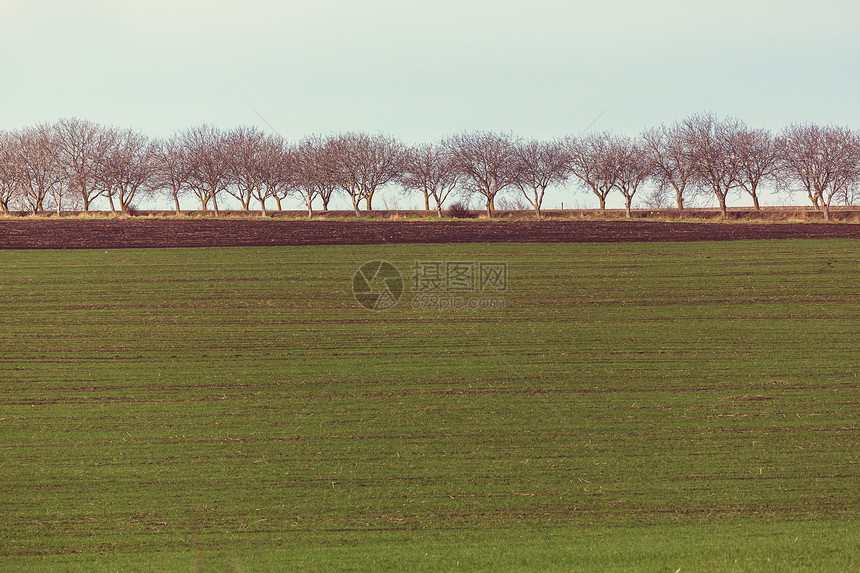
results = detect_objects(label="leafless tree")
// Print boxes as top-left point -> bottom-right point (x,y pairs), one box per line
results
292,135 -> 338,217
843,180 -> 860,206
512,139 -> 569,218
734,126 -> 778,210
152,135 -> 191,215
99,128 -> 157,213
446,131 -> 519,217
267,144 -> 296,213
682,113 -> 745,218
256,134 -> 294,216
641,123 -> 699,211
315,138 -> 339,212
609,136 -> 654,218
224,126 -> 277,213
45,168 -> 75,214
15,124 -> 62,213
0,131 -> 24,214
399,143 -> 461,216
777,124 -> 860,221
565,132 -> 617,211
53,118 -> 112,212
327,133 -> 403,216
182,125 -> 229,215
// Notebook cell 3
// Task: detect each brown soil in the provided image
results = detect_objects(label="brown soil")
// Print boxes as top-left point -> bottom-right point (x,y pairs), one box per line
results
1,218 -> 859,249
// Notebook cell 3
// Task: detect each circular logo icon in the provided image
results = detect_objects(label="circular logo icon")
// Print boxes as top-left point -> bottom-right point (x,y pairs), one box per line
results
352,260 -> 404,311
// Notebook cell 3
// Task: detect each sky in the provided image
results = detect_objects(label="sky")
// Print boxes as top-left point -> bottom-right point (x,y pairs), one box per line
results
2,0 -> 860,209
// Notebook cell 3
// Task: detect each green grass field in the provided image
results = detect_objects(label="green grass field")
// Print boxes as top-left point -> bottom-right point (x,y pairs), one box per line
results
1,240 -> 858,571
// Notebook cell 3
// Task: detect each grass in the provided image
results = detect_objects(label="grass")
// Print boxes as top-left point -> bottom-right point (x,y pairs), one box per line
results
0,240 -> 858,571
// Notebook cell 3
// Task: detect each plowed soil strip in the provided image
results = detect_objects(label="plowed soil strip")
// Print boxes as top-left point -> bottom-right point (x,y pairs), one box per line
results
1,219 -> 860,249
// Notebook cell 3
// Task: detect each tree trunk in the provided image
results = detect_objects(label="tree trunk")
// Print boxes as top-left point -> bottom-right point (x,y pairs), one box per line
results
307,201 -> 314,218
808,189 -> 820,210
352,197 -> 362,217
436,205 -> 443,217
424,194 -> 430,211
82,195 -> 90,212
625,196 -> 632,219
598,196 -> 606,211
365,191 -> 374,211
823,203 -> 831,222
718,194 -> 728,218
209,192 -> 221,217
260,198 -> 267,217
752,194 -> 761,210
173,194 -> 181,215
107,194 -> 116,212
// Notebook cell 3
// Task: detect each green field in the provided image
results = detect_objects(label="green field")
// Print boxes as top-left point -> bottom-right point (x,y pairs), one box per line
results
1,240 -> 858,571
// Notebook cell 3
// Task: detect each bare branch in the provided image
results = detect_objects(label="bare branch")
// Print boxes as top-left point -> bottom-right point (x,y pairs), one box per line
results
445,131 -> 518,217
512,139 -> 569,218
327,133 -> 403,217
181,125 -> 229,215
778,124 -> 860,220
399,143 -> 461,216
565,132 -> 617,211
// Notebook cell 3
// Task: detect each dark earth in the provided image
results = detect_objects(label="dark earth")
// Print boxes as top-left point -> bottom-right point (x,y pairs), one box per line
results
1,218 -> 859,249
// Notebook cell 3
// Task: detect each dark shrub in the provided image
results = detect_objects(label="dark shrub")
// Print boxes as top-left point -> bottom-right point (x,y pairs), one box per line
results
447,202 -> 475,219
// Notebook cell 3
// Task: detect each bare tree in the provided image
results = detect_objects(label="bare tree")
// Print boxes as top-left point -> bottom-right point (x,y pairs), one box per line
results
268,143 -> 297,213
224,126 -> 269,212
446,131 -> 518,217
182,125 -> 229,215
256,134 -> 293,216
641,123 -> 698,211
16,124 -> 62,213
734,126 -> 778,210
565,132 -> 617,211
609,136 -> 653,218
399,143 -> 461,216
841,175 -> 860,206
512,139 -> 569,218
292,136 -> 339,217
54,118 -> 112,212
315,138 -> 338,212
152,135 -> 191,215
682,113 -> 745,218
45,167 -> 74,215
0,131 -> 24,214
99,128 -> 157,213
778,124 -> 860,221
327,133 -> 403,216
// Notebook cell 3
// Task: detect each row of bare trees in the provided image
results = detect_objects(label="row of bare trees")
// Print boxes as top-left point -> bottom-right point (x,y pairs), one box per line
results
2,114 -> 859,220
0,119 -> 156,215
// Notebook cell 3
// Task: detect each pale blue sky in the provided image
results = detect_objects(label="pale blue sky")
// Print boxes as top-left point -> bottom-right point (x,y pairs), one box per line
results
2,0 -> 859,208
4,0 -> 859,140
